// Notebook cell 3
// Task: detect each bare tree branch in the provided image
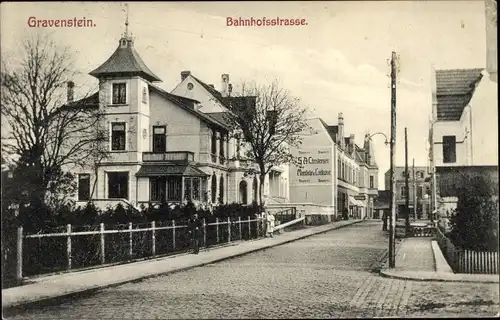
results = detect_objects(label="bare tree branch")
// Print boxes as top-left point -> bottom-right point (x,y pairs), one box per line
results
1,33 -> 108,209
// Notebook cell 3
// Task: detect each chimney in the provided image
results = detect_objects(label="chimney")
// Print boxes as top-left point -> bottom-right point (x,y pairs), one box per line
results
181,71 -> 191,82
221,74 -> 229,97
338,113 -> 345,149
349,134 -> 355,154
364,133 -> 372,164
67,81 -> 75,103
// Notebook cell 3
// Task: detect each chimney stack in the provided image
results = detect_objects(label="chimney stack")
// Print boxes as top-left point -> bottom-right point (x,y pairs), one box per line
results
221,74 -> 229,97
338,113 -> 345,149
349,134 -> 355,154
67,81 -> 75,103
181,71 -> 191,82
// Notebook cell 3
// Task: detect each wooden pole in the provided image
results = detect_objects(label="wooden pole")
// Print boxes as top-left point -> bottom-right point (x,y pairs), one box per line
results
413,159 -> 417,220
100,223 -> 105,264
16,226 -> 23,284
151,221 -> 156,257
238,217 -> 242,240
389,51 -> 398,268
128,222 -> 133,260
67,224 -> 72,269
172,220 -> 176,250
248,216 -> 251,239
202,218 -> 206,247
216,217 -> 219,243
227,217 -> 231,243
405,127 -> 410,234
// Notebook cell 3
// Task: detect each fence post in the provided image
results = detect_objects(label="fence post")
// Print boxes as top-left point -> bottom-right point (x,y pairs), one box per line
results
228,217 -> 231,243
16,226 -> 23,284
100,223 -> 105,264
129,222 -> 133,260
203,218 -> 207,247
67,224 -> 72,270
238,217 -> 242,240
247,216 -> 251,239
256,216 -> 260,237
151,221 -> 156,257
216,218 -> 219,243
172,220 -> 176,250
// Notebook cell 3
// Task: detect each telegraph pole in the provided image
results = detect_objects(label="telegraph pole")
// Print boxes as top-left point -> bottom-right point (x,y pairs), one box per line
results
388,51 -> 397,268
413,158 -> 417,220
429,120 -> 436,223
405,127 -> 410,234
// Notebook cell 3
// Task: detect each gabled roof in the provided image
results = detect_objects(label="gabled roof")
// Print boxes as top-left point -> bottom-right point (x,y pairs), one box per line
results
435,68 -> 483,121
89,37 -> 161,82
190,75 -> 229,108
149,84 -> 229,131
354,145 -> 366,163
205,112 -> 233,128
318,118 -> 338,143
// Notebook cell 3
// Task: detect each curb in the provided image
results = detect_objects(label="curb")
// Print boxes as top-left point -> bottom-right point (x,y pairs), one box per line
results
378,269 -> 500,284
3,219 -> 363,314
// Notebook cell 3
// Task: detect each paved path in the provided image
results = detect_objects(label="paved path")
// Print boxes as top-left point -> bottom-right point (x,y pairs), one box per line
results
4,221 -> 499,319
394,237 -> 436,272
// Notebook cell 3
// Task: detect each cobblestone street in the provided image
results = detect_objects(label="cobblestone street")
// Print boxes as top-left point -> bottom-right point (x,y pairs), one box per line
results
6,221 -> 499,319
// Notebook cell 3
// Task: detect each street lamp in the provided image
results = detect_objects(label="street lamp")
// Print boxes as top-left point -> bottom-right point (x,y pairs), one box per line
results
367,132 -> 390,145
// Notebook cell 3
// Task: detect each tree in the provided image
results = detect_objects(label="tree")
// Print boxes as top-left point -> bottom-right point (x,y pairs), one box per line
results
1,34 -> 108,216
449,174 -> 499,252
223,80 -> 310,210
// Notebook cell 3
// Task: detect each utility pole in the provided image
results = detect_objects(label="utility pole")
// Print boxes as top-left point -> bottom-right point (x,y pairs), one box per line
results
429,120 -> 436,223
388,51 -> 397,268
413,158 -> 417,220
405,127 -> 410,234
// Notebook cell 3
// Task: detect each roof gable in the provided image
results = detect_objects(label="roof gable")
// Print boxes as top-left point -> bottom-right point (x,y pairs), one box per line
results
191,75 -> 229,108
435,68 -> 483,121
149,84 -> 229,131
89,37 -> 161,82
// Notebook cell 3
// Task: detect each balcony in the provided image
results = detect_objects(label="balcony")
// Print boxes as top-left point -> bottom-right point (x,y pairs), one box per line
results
142,151 -> 195,163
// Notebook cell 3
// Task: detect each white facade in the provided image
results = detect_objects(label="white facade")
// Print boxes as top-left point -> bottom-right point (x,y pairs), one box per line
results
431,70 -> 498,167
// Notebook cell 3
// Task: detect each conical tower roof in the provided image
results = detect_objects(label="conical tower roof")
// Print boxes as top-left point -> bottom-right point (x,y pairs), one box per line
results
89,36 -> 161,82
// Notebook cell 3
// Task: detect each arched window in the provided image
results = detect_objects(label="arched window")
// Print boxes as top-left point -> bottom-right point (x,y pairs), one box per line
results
239,180 -> 248,204
219,175 -> 224,204
211,173 -> 217,203
252,177 -> 258,202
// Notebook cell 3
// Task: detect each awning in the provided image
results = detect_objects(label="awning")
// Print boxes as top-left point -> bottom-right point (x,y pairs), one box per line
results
348,196 -> 367,207
136,164 -> 209,177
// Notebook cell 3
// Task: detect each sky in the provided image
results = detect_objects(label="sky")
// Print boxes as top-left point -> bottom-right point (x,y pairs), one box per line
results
1,1 -> 488,189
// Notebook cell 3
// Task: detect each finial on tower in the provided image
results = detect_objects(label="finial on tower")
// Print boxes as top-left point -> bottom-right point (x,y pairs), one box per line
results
124,3 -> 129,38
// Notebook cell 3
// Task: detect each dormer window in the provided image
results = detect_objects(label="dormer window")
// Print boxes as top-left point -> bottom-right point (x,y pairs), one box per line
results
121,39 -> 127,48
112,83 -> 127,105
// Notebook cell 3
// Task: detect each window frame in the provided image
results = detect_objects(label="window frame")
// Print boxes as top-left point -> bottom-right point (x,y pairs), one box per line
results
150,177 -> 167,202
78,173 -> 91,201
152,126 -> 167,153
111,122 -> 127,151
111,82 -> 127,105
442,135 -> 457,163
107,172 -> 129,199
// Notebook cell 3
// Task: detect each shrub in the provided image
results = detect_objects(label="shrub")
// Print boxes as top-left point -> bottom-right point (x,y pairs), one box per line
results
449,175 -> 499,252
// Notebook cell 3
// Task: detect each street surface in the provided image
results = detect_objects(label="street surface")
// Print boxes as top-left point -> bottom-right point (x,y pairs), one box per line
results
5,221 -> 499,319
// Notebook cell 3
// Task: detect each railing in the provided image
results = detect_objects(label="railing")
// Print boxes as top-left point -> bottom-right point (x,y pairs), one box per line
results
16,216 -> 266,280
272,208 -> 297,225
142,151 -> 194,162
274,217 -> 306,232
435,226 -> 499,274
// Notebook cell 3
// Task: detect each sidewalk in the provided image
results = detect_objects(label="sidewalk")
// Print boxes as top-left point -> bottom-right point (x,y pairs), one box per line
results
2,219 -> 362,310
380,237 -> 499,284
